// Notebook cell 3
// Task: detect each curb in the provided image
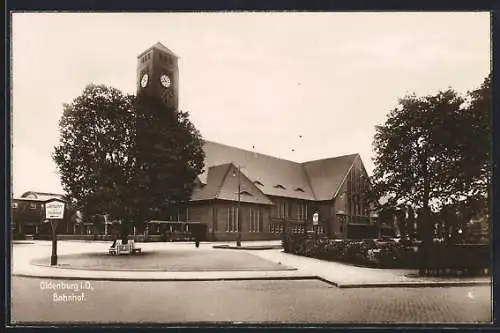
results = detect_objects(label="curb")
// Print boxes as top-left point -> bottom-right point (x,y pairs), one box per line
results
335,280 -> 492,288
13,270 -> 491,288
13,273 -> 317,282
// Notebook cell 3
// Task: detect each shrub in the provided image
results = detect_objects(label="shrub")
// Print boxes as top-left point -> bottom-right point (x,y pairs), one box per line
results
285,235 -> 420,268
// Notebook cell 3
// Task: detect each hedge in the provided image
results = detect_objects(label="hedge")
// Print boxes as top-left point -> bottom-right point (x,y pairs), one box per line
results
283,234 -> 490,274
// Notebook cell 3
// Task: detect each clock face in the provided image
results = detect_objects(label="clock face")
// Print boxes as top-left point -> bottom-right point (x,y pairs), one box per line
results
140,74 -> 149,88
160,74 -> 171,88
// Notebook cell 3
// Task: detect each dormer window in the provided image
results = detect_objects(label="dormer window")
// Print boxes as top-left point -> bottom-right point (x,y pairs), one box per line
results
239,191 -> 253,196
254,180 -> 264,186
274,184 -> 286,190
295,187 -> 305,192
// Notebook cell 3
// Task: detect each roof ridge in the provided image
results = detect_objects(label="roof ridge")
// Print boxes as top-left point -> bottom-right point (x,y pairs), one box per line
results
23,191 -> 65,195
332,155 -> 358,200
205,140 -> 301,165
302,153 -> 359,165
213,163 -> 233,199
301,164 -> 317,200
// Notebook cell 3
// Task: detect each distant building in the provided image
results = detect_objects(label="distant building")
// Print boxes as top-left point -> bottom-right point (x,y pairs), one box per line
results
12,191 -> 75,237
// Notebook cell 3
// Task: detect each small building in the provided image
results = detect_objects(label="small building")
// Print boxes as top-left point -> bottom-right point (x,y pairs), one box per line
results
12,191 -> 74,237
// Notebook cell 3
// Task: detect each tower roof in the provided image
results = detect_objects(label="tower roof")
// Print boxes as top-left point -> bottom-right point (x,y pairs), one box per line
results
137,42 -> 178,59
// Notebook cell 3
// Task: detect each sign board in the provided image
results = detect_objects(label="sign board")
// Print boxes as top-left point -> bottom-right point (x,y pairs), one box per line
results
313,212 -> 319,225
45,200 -> 65,219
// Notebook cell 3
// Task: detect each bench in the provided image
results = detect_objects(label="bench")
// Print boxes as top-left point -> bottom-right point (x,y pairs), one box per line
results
109,241 -> 142,255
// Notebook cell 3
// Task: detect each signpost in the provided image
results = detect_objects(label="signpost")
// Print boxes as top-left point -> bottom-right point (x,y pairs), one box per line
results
44,198 -> 65,266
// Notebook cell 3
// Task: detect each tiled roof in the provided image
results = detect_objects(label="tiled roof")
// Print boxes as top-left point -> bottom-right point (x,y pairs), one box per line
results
197,141 -> 360,202
303,154 -> 359,201
191,163 -> 232,201
191,163 -> 274,205
215,164 -> 274,205
200,141 -> 315,200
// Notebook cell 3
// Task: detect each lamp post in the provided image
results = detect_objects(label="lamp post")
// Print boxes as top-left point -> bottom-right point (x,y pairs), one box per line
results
313,212 -> 319,240
233,165 -> 242,247
370,211 -> 380,239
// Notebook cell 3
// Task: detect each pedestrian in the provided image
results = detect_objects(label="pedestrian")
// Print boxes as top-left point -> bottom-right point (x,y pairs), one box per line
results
194,231 -> 200,248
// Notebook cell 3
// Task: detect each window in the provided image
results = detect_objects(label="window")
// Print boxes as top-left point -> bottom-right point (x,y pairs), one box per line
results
291,225 -> 304,234
254,180 -> 264,186
29,203 -> 37,210
297,203 -> 307,221
240,190 -> 253,196
274,184 -> 286,190
279,201 -> 287,219
272,200 -> 287,219
226,207 -> 239,232
176,207 -> 189,221
12,202 -> 18,209
295,188 -> 305,192
269,223 -> 283,234
249,207 -> 262,232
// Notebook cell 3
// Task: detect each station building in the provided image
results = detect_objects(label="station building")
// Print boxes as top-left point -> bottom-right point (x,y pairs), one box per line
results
185,140 -> 375,241
135,42 -> 377,240
12,43 -> 379,241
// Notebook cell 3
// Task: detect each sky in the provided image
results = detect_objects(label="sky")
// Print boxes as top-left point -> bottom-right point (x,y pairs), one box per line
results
11,12 -> 491,197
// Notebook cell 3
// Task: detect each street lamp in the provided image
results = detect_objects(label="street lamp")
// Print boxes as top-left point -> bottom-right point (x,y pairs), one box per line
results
312,212 -> 319,239
370,211 -> 380,239
233,165 -> 242,247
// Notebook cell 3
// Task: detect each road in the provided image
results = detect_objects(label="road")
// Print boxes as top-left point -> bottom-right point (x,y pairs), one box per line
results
11,277 -> 491,324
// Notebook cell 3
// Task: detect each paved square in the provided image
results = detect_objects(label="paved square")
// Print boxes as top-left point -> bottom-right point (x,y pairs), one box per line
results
30,249 -> 296,272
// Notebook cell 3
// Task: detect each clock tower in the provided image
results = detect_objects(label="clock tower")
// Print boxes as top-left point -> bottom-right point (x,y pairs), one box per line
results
137,42 -> 179,110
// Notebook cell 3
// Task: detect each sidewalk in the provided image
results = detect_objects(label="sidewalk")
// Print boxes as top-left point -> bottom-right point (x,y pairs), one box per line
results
11,240 -> 492,288
248,248 -> 492,288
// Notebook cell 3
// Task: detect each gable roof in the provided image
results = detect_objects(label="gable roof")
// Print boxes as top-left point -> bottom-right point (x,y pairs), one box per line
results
191,163 -> 232,201
302,154 -> 359,201
200,141 -> 315,200
137,42 -> 178,59
191,163 -> 273,205
215,164 -> 274,205
20,191 -> 66,202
